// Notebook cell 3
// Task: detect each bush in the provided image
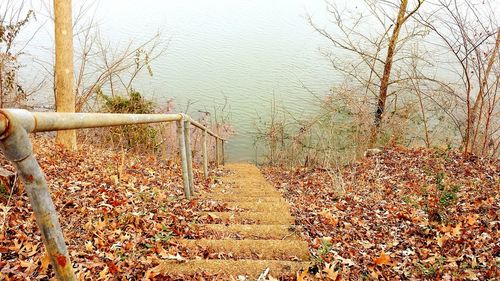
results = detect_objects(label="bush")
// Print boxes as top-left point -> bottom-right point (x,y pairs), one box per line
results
101,89 -> 154,114
98,89 -> 159,152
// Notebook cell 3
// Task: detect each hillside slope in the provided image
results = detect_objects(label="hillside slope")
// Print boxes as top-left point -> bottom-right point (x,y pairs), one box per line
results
263,147 -> 499,279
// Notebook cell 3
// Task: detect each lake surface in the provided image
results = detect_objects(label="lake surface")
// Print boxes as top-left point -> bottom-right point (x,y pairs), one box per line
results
21,0 -> 342,161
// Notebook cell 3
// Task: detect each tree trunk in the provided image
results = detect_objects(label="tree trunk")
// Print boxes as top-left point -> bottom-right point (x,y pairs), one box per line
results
54,0 -> 77,150
369,0 -> 409,147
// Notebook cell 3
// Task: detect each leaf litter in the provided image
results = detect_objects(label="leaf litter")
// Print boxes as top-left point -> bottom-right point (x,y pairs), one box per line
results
0,137 -> 240,280
263,146 -> 499,279
1,138 -> 498,280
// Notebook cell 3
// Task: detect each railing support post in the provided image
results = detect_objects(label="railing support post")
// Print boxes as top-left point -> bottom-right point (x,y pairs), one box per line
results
215,138 -> 220,167
0,114 -> 76,280
221,140 -> 225,165
202,129 -> 208,178
176,120 -> 191,199
183,119 -> 194,196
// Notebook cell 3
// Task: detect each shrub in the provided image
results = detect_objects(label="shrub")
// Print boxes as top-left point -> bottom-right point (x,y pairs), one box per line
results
98,89 -> 159,152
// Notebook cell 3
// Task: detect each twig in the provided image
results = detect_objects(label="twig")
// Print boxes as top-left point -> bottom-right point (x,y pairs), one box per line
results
0,172 -> 17,234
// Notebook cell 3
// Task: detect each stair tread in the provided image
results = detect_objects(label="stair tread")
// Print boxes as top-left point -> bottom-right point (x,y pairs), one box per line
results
177,239 -> 309,260
205,196 -> 285,202
197,224 -> 302,240
200,211 -> 294,224
152,259 -> 310,277
225,201 -> 290,211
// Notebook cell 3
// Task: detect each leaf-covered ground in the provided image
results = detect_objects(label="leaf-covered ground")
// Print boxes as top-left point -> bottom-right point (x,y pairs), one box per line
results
1,139 -> 499,280
263,147 -> 499,280
0,137 -> 235,280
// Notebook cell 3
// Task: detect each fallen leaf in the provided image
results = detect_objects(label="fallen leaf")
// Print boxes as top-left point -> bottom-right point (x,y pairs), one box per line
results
85,240 -> 94,251
39,253 -> 50,274
374,251 -> 391,266
165,253 -> 186,262
323,263 -> 339,280
466,214 -> 479,225
452,223 -> 462,236
297,268 -> 308,281
437,234 -> 448,247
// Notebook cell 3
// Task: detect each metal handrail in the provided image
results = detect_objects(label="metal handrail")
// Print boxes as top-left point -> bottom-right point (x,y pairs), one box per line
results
0,108 -> 227,280
189,118 -> 226,141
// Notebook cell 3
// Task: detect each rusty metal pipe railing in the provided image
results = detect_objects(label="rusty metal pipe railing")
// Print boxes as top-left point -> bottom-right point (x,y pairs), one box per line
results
189,118 -> 226,141
0,108 -> 227,280
176,120 -> 191,199
189,118 -> 227,177
202,129 -> 209,178
215,138 -> 220,167
0,109 -> 183,132
183,119 -> 194,195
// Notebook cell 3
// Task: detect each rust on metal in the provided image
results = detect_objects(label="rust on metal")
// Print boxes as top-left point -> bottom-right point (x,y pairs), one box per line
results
56,254 -> 67,267
26,174 -> 34,183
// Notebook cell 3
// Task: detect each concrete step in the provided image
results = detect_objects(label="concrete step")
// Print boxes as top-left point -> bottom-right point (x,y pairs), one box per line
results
178,239 -> 309,260
228,183 -> 273,189
152,259 -> 310,278
225,201 -> 289,212
206,195 -> 285,203
200,211 -> 294,224
197,224 -> 302,240
209,190 -> 283,197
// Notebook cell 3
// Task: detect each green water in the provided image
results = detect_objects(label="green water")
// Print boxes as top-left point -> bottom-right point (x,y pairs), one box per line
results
21,0 -> 341,161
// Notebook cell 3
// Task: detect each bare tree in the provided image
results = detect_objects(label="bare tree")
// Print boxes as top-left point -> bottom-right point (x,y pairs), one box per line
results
36,0 -> 167,112
0,0 -> 34,108
74,29 -> 165,112
420,0 -> 500,156
309,0 -> 424,148
369,0 -> 424,146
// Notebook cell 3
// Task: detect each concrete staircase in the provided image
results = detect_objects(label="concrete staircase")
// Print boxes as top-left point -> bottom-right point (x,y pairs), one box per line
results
155,163 -> 310,278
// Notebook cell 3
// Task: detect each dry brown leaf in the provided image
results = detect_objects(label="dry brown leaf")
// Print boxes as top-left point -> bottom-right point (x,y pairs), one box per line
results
323,263 -> 340,280
436,234 -> 448,247
466,214 -> 479,225
39,252 -> 50,274
451,223 -> 462,236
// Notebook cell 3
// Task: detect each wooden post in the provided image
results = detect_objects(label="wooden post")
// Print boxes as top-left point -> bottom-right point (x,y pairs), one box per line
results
183,120 -> 194,196
176,120 -> 191,199
202,129 -> 208,178
215,138 -> 220,167
54,0 -> 77,150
